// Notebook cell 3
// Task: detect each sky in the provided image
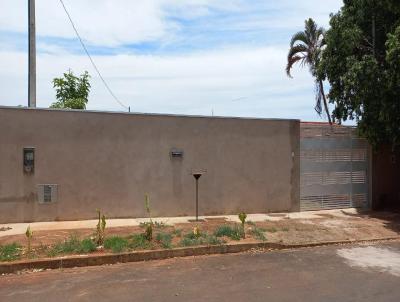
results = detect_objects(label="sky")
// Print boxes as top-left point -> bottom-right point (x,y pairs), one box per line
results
0,0 -> 344,121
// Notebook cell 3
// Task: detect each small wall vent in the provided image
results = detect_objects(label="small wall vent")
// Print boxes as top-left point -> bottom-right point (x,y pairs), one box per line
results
37,184 -> 58,203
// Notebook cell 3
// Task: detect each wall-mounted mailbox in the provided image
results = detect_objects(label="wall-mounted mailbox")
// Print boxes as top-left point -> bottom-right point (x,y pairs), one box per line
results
171,148 -> 184,158
23,147 -> 35,174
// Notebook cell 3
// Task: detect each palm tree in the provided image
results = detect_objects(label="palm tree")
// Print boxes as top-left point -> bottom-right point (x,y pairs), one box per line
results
286,18 -> 332,124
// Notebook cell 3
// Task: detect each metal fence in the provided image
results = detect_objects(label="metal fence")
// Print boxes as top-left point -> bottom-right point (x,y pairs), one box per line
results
300,123 -> 370,211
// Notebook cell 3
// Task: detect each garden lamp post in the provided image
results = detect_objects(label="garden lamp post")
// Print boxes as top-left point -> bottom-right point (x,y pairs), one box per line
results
192,172 -> 203,221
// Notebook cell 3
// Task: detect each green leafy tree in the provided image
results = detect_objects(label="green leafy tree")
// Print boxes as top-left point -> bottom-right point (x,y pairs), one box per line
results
319,0 -> 400,147
50,70 -> 91,109
286,18 -> 332,124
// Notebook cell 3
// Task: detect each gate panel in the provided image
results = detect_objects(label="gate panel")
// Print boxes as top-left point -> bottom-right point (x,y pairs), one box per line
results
300,123 -> 369,211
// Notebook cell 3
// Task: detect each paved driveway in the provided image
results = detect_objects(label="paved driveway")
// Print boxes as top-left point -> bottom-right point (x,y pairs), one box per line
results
1,242 -> 400,302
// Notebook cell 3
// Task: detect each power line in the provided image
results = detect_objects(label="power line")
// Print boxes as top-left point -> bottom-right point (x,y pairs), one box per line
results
58,0 -> 130,111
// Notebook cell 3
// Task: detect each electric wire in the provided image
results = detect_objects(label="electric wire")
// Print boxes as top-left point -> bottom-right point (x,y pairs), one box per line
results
59,0 -> 130,111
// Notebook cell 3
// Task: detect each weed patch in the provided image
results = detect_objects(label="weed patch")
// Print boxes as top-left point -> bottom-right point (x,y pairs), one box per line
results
249,227 -> 267,241
129,234 -> 152,250
155,232 -> 173,249
265,227 -> 278,233
179,232 -> 224,247
104,236 -> 129,253
214,225 -> 243,241
0,243 -> 21,262
172,228 -> 183,237
80,238 -> 97,253
48,235 -> 96,256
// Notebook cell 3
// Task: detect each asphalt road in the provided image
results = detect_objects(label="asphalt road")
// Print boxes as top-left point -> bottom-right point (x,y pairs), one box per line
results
1,242 -> 400,302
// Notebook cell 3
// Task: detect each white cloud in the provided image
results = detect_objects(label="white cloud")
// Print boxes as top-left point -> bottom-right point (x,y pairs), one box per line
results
0,0 -> 342,47
0,0 -> 344,122
0,46 -> 323,120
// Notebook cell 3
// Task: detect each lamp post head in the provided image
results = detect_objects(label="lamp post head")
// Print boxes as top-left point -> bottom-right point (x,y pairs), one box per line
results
193,173 -> 202,180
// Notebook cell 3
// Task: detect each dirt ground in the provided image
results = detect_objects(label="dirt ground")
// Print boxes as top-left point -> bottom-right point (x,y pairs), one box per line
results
1,211 -> 399,260
256,211 -> 400,244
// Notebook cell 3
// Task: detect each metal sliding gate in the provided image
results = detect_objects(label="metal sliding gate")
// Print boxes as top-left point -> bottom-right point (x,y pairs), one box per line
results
300,123 -> 370,211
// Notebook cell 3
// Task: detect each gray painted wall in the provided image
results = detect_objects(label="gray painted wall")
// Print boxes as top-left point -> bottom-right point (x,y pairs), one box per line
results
0,107 -> 300,223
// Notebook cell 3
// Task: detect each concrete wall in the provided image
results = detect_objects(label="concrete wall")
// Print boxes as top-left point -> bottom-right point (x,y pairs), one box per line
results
0,107 -> 300,223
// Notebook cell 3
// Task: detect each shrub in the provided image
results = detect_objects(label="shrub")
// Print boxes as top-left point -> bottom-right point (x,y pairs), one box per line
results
214,225 -> 243,241
0,243 -> 22,262
155,232 -> 173,249
104,236 -> 129,253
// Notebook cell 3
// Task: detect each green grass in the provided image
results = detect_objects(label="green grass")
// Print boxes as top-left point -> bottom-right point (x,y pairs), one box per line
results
128,234 -> 153,250
0,243 -> 22,262
172,228 -> 183,237
48,235 -> 96,257
80,238 -> 97,253
155,232 -> 173,249
265,227 -> 278,233
249,227 -> 267,241
104,236 -> 129,253
179,232 -> 224,247
214,225 -> 243,241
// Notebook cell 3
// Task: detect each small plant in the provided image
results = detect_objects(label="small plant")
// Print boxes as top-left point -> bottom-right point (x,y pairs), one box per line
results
25,225 -> 33,255
179,232 -> 223,247
104,236 -> 129,253
95,209 -> 106,246
265,227 -> 278,233
249,227 -> 267,241
47,234 -> 97,257
214,225 -> 243,241
129,234 -> 152,250
172,228 -> 183,237
155,232 -> 173,249
48,234 -> 82,256
154,221 -> 167,229
144,194 -> 153,241
144,224 -> 153,242
80,238 -> 97,253
238,212 -> 247,238
0,243 -> 22,262
193,226 -> 201,238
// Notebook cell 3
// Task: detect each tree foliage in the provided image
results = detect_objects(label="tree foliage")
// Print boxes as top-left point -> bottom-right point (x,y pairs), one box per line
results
320,0 -> 400,147
286,18 -> 332,124
50,70 -> 91,109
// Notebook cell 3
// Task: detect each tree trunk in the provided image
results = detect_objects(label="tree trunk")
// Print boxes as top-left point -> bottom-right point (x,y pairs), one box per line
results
319,80 -> 332,125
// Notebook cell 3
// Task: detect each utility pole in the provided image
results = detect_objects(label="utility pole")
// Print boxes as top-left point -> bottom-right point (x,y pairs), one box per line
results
28,0 -> 36,107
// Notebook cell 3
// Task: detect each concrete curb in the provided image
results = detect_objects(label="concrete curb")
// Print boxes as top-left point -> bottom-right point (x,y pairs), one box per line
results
1,237 -> 399,275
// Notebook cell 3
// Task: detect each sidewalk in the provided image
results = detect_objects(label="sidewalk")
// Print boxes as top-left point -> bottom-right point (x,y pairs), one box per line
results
0,208 -> 362,238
